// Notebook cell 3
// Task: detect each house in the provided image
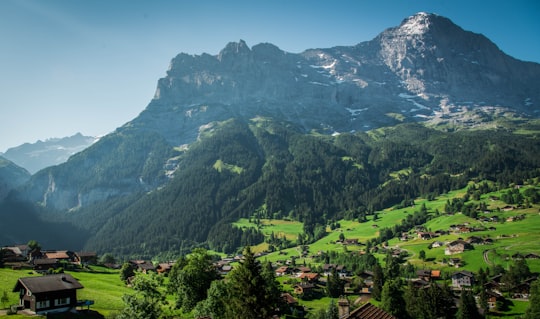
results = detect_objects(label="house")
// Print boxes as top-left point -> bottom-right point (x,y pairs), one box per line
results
445,240 -> 473,255
156,262 -> 175,275
431,241 -> 444,248
12,274 -> 84,314
416,269 -> 441,281
275,265 -> 290,277
75,252 -> 97,265
33,258 -> 59,271
452,271 -> 474,289
485,290 -> 505,309
466,236 -> 483,245
293,282 -> 316,296
129,260 -> 156,273
342,302 -> 396,319
448,258 -> 462,267
44,250 -> 75,262
298,272 -> 319,283
1,246 -> 27,262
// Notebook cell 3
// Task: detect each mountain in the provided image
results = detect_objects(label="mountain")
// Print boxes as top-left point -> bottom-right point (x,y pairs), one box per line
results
2,133 -> 98,174
0,156 -> 30,201
10,12 -> 540,256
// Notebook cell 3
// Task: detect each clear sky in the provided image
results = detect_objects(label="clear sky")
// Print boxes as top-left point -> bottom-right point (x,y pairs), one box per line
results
1,0 -> 539,152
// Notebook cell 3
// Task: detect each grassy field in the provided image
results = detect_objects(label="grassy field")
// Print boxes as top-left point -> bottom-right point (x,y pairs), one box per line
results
0,266 -> 129,318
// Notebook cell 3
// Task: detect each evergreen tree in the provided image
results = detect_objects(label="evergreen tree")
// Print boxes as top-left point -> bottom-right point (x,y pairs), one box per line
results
193,279 -> 230,319
226,246 -> 282,318
381,279 -> 407,318
371,263 -> 384,301
326,268 -> 345,298
456,289 -> 482,319
524,278 -> 540,319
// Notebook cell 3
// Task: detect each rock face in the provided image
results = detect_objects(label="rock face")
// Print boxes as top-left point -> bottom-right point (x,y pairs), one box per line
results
128,12 -> 540,147
18,12 -> 540,211
3,133 -> 98,174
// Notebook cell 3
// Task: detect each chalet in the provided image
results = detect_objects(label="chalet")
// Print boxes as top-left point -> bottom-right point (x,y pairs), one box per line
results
281,292 -> 304,316
275,266 -> 291,277
129,260 -> 156,273
485,291 -> 505,310
298,272 -> 319,283
466,236 -> 483,245
445,240 -> 473,255
322,264 -> 349,278
342,302 -> 396,319
448,258 -> 462,267
156,262 -> 175,275
418,232 -> 436,240
451,271 -> 474,289
33,258 -> 59,271
1,246 -> 26,262
293,282 -> 315,296
75,252 -> 97,265
44,250 -> 75,262
12,274 -> 84,314
416,269 -> 441,281
431,241 -> 444,248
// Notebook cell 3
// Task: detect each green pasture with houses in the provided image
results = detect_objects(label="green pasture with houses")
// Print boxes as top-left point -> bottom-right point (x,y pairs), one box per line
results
1,182 -> 538,318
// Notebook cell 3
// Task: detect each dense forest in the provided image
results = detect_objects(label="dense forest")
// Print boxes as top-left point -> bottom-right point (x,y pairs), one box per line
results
3,119 -> 540,258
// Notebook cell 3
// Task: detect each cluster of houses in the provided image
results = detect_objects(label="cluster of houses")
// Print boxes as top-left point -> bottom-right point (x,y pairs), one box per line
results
1,244 -> 97,271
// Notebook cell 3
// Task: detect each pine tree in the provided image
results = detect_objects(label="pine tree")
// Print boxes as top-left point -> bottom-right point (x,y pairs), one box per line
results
226,246 -> 281,318
456,289 -> 482,319
524,278 -> 540,319
371,263 -> 384,301
381,279 -> 407,318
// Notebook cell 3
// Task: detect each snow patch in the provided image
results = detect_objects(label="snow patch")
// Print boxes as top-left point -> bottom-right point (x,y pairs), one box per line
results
346,107 -> 368,116
309,81 -> 330,86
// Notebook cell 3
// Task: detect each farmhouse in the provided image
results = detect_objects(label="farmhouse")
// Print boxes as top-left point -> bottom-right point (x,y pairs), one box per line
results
451,271 -> 475,289
12,274 -> 84,314
445,240 -> 473,255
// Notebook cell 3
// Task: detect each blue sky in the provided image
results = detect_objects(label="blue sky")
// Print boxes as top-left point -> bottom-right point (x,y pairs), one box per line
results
1,0 -> 539,152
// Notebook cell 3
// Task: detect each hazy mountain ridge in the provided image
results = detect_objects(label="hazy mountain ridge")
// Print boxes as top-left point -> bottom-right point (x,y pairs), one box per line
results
2,133 -> 98,174
0,156 -> 30,201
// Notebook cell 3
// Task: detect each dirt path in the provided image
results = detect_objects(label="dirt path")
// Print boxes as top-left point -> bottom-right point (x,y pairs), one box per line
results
483,249 -> 493,266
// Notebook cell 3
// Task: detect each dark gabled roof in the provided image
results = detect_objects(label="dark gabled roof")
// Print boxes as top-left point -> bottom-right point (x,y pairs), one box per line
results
346,302 -> 396,319
13,274 -> 83,293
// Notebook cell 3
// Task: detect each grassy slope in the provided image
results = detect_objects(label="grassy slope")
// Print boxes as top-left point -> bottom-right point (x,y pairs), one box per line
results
0,266 -> 129,318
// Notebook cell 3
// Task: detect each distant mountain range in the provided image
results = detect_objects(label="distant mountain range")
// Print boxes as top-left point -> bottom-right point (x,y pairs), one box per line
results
1,133 -> 98,174
2,12 -> 540,256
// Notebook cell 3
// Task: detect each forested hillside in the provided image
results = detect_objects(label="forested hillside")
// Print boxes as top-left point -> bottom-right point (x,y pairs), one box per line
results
60,119 -> 540,258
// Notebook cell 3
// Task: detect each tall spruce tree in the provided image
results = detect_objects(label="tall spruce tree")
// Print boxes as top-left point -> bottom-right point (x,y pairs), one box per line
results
456,289 -> 482,319
226,246 -> 281,318
381,279 -> 407,318
524,278 -> 540,319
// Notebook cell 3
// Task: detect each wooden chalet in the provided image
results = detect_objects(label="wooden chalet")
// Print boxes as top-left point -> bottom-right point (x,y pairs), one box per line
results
342,302 -> 396,319
75,252 -> 97,265
451,271 -> 475,289
12,274 -> 84,314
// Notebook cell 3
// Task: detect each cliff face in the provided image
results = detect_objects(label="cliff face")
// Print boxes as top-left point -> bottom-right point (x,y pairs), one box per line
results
18,12 -> 540,211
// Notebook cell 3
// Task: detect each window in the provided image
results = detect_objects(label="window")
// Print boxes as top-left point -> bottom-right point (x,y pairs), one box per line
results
54,297 -> 70,306
36,300 -> 50,309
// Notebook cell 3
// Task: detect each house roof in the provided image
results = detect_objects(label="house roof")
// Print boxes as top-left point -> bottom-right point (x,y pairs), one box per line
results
13,274 -> 83,293
44,251 -> 71,259
345,302 -> 396,319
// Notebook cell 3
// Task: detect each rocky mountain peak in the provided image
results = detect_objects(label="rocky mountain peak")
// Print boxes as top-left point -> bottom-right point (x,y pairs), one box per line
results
218,39 -> 251,61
